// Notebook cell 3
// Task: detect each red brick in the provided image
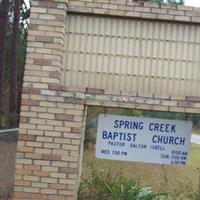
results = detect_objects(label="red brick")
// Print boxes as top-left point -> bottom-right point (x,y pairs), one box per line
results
18,134 -> 36,141
66,98 -> 85,105
38,1 -> 57,8
17,146 -> 33,153
48,195 -> 66,200
86,87 -> 105,95
16,169 -> 32,176
42,154 -> 61,161
49,84 -> 64,91
14,192 -> 47,199
35,35 -> 54,43
15,180 -> 31,187
71,127 -> 81,133
24,165 -> 41,171
34,58 -> 52,66
186,96 -> 200,102
20,117 -> 28,123
30,193 -> 47,199
22,88 -> 40,94
29,24 -> 39,31
21,99 -> 39,106
49,71 -> 60,78
59,167 -> 77,173
33,170 -> 50,177
14,192 -> 31,198
178,101 -> 198,108
49,183 -> 66,189
55,14 -> 65,21
56,114 -> 74,121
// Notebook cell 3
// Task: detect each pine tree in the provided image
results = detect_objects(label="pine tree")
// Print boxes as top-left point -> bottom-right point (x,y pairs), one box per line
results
9,0 -> 22,115
0,0 -> 9,127
146,0 -> 184,4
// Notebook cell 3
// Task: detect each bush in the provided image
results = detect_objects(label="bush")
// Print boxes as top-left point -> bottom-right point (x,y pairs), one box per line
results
84,119 -> 95,146
78,168 -> 167,200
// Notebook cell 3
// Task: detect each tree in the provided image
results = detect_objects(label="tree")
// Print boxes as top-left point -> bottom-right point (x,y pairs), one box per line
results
0,0 -> 9,127
9,0 -> 21,115
167,0 -> 184,4
0,0 -> 30,128
147,0 -> 184,4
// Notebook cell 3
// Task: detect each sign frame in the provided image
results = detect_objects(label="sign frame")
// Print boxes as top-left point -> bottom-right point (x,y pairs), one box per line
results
95,114 -> 192,166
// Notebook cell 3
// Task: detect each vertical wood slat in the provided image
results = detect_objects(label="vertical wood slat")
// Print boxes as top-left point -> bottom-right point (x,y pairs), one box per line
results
64,15 -> 200,97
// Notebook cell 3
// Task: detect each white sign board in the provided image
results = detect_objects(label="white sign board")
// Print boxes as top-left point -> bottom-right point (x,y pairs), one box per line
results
96,114 -> 192,166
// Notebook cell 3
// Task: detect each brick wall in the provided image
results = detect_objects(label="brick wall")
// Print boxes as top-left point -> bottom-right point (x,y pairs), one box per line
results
67,0 -> 200,23
13,0 -> 200,199
13,1 -> 86,199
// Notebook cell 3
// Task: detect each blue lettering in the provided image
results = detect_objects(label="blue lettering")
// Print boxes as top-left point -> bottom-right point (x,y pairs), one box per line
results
152,135 -> 157,143
113,120 -> 144,130
149,123 -> 154,131
180,137 -> 185,145
108,132 -> 113,140
152,135 -> 186,146
149,123 -> 176,133
154,123 -> 159,131
138,122 -> 144,130
157,135 -> 163,143
165,124 -> 170,132
119,120 -> 125,128
102,131 -> 137,142
125,121 -> 129,129
113,132 -> 118,140
114,120 -> 119,128
171,124 -> 176,133
160,124 -> 165,132
102,131 -> 107,139
132,134 -> 137,142
127,133 -> 132,141
174,137 -> 179,145
119,132 -> 123,140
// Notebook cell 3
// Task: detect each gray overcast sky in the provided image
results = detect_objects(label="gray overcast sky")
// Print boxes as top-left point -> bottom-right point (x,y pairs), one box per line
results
185,0 -> 200,7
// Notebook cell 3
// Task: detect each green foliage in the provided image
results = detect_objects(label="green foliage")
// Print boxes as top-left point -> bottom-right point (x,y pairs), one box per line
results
159,165 -> 170,193
78,168 -> 167,200
87,106 -> 200,129
0,0 -> 30,128
166,0 -> 184,5
149,0 -> 165,3
170,181 -> 199,200
79,166 -> 199,200
146,0 -> 184,4
84,119 -> 95,145
3,112 -> 19,128
143,110 -> 186,120
115,109 -> 143,117
159,165 -> 198,200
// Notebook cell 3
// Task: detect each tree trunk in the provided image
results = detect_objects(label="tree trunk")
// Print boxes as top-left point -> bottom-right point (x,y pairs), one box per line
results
10,0 -> 21,115
18,0 -> 30,113
18,32 -> 27,114
0,0 -> 9,128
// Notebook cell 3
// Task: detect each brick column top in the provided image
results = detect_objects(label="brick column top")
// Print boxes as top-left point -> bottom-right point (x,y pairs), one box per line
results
65,0 -> 200,24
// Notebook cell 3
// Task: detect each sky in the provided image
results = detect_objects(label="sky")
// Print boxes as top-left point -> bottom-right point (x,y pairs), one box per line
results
185,0 -> 200,7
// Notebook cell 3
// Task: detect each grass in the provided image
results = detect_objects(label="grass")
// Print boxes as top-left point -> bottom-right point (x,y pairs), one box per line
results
189,144 -> 200,167
78,168 -> 167,200
81,143 -> 200,195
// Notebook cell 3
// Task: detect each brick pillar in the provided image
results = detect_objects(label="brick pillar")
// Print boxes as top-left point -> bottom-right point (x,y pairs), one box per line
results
13,0 -> 86,199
